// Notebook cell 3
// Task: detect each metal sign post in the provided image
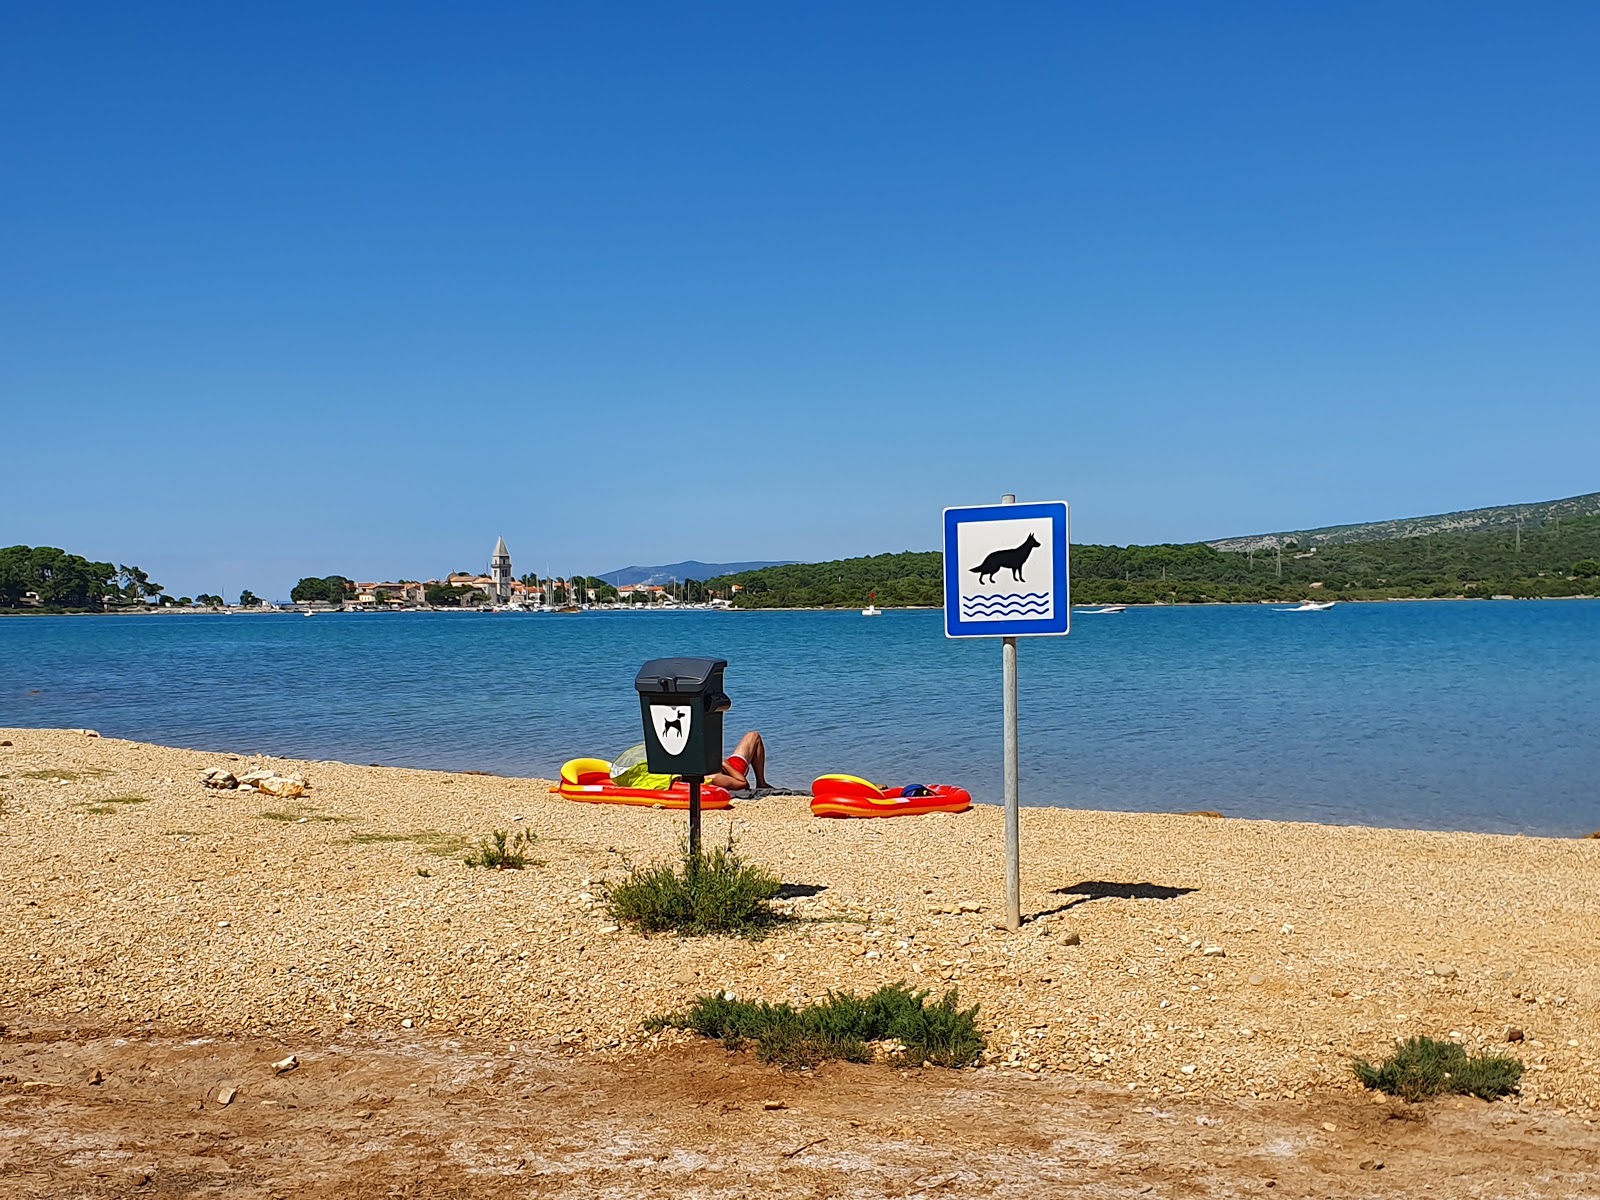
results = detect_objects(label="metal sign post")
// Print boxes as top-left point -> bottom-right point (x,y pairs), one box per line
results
943,495 -> 1071,931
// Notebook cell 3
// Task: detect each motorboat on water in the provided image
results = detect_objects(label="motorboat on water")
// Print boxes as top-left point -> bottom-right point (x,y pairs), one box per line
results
862,604 -> 882,617
1074,604 -> 1127,615
1278,599 -> 1337,612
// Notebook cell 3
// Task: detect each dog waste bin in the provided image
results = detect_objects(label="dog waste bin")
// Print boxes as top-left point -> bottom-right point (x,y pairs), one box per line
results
634,657 -> 732,854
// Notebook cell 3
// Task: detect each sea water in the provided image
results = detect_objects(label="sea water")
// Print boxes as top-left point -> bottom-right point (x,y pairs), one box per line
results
1,601 -> 1596,836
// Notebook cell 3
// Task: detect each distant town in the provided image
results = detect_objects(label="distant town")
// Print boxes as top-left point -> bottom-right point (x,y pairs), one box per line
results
288,538 -> 742,612
0,539 -> 743,614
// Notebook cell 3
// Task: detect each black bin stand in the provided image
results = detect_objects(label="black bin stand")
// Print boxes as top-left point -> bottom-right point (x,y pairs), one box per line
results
633,657 -> 732,855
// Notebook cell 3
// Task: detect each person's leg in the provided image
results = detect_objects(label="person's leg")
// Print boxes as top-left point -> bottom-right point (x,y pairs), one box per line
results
708,730 -> 768,790
745,731 -> 770,788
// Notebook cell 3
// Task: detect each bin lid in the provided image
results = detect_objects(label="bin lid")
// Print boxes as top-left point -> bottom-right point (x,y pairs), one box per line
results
634,657 -> 728,694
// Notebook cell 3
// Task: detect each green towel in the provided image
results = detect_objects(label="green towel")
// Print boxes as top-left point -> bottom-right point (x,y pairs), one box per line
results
611,743 -> 677,791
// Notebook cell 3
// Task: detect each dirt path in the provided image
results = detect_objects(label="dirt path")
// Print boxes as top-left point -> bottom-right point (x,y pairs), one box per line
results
2,1016 -> 1596,1199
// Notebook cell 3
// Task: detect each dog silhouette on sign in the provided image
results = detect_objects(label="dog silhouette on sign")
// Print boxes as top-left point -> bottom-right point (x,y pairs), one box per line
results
660,713 -> 683,738
971,533 -> 1041,584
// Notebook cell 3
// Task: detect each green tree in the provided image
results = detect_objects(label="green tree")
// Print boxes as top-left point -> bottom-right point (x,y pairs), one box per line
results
426,584 -> 478,606
238,589 -> 260,608
0,546 -> 121,609
291,575 -> 353,603
117,564 -> 164,603
1574,559 -> 1600,577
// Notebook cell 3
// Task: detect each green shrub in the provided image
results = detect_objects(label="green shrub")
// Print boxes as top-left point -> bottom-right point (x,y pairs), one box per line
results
606,834 -> 784,937
651,983 -> 985,1069
1352,1035 -> 1523,1102
464,828 -> 535,869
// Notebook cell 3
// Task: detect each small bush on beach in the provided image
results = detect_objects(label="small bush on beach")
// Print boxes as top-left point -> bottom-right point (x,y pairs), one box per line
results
464,828 -> 535,869
1352,1036 -> 1524,1102
650,983 -> 985,1069
606,834 -> 785,937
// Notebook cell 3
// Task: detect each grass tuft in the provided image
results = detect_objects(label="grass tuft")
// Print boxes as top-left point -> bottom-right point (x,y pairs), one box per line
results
105,795 -> 152,805
1352,1035 -> 1524,1102
258,805 -> 351,824
463,829 -> 535,869
650,983 -> 984,1070
347,830 -> 469,857
606,833 -> 785,938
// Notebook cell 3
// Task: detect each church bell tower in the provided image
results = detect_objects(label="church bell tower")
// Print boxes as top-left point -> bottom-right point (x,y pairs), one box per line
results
490,536 -> 512,604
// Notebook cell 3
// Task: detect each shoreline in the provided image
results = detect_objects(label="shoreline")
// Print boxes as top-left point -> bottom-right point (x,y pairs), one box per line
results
4,592 -> 1597,618
3,727 -> 1597,1120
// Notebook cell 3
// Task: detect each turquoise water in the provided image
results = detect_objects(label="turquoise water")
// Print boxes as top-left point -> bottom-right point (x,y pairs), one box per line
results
2,602 -> 1597,836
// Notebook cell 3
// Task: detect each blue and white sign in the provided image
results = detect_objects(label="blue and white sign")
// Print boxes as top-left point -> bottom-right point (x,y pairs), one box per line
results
943,501 -> 1070,638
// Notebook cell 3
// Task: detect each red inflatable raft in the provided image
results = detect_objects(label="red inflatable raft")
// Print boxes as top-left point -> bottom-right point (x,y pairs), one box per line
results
557,758 -> 733,810
810,774 -> 972,818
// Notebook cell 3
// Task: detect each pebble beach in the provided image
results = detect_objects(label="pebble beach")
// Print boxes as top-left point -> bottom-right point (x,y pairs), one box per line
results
2,726 -> 1597,1118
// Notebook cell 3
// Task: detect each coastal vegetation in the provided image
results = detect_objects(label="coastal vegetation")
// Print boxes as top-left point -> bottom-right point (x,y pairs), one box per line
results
607,834 -> 787,937
290,575 -> 354,604
0,546 -> 166,611
650,984 -> 985,1069
463,828 -> 536,869
709,513 -> 1600,608
425,583 -> 483,606
1351,1035 -> 1523,1102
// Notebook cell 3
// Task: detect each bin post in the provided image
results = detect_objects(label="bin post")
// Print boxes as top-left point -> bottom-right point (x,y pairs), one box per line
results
688,778 -> 702,859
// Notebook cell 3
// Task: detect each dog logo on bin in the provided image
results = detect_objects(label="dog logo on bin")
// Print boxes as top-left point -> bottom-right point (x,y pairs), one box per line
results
650,704 -> 692,756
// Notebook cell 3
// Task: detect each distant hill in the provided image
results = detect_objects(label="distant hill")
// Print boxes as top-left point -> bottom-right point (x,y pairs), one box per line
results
709,502 -> 1600,608
595,560 -> 796,588
1209,491 -> 1600,552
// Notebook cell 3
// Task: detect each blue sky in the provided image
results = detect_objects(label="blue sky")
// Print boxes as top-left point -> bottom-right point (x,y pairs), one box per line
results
4,2 -> 1597,600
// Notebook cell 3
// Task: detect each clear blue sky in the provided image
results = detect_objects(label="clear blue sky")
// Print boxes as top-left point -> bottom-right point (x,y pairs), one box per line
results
4,2 -> 1597,600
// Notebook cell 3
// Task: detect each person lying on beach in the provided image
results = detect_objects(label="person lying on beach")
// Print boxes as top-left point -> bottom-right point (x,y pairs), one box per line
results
611,730 -> 772,792
709,730 -> 771,790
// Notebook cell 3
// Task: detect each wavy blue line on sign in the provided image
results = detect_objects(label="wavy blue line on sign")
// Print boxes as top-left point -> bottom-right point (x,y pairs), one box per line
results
960,591 -> 1052,618
960,601 -> 1051,614
961,602 -> 1051,614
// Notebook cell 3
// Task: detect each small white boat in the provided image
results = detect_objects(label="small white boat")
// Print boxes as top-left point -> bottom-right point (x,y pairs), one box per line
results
1075,604 -> 1127,615
862,605 -> 882,617
1278,599 -> 1336,612
302,610 -> 315,617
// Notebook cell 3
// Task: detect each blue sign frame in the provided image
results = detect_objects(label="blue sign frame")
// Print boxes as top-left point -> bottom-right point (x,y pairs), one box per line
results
943,501 -> 1070,638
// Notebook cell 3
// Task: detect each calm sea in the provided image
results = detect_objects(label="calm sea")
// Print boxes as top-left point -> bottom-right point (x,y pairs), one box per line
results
2,602 -> 1597,836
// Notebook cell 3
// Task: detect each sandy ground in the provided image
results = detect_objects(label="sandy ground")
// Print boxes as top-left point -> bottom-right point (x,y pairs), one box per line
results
2,728 -> 1598,1196
4,1016 -> 1600,1199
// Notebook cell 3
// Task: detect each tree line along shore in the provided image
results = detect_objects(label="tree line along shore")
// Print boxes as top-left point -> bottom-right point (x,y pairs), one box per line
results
6,510 -> 1599,614
708,513 -> 1600,609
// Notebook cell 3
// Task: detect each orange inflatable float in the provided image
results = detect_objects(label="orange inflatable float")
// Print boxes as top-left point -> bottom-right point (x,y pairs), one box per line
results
810,774 -> 973,818
556,758 -> 733,809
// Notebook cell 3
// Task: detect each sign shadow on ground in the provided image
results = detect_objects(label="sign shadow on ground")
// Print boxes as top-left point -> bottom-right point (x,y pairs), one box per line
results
1030,880 -> 1198,921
